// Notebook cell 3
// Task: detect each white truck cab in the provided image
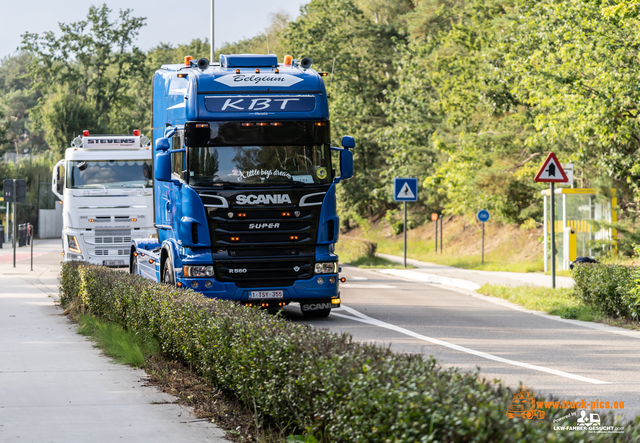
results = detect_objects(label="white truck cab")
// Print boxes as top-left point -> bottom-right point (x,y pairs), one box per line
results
52,131 -> 155,266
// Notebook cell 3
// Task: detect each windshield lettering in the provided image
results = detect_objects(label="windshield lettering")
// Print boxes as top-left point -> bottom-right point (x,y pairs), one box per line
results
188,144 -> 331,186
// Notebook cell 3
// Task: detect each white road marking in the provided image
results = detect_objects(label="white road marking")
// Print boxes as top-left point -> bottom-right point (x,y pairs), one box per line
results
340,284 -> 396,289
348,276 -> 368,281
377,269 -> 481,291
332,305 -> 610,385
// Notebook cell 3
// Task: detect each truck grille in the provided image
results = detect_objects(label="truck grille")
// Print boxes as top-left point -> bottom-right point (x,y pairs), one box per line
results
215,259 -> 314,287
94,249 -> 128,256
207,208 -> 315,247
95,236 -> 131,244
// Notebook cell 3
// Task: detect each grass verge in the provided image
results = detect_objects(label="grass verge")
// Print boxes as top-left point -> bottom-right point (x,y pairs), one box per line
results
374,237 -> 544,272
477,284 -> 598,321
78,314 -> 159,367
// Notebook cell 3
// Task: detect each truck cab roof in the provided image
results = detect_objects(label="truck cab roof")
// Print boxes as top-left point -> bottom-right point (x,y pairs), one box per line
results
154,54 -> 329,127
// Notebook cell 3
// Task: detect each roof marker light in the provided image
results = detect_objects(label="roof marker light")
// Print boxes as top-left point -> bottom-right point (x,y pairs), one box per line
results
315,122 -> 327,126
256,122 -> 268,127
255,68 -> 260,73
270,122 -> 283,126
195,123 -> 209,128
319,72 -> 329,77
241,123 -> 255,127
133,129 -> 140,136
177,73 -> 188,78
284,55 -> 293,66
184,55 -> 193,66
275,68 -> 280,74
83,130 -> 89,136
236,68 -> 240,74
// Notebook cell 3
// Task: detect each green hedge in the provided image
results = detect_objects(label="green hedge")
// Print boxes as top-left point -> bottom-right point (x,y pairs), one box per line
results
60,262 -> 639,442
572,263 -> 640,320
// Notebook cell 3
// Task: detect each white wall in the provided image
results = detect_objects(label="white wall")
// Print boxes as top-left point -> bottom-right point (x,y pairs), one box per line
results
38,203 -> 63,239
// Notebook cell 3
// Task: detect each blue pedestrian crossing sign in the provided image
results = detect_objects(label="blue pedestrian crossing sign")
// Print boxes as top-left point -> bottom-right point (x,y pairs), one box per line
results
394,178 -> 418,202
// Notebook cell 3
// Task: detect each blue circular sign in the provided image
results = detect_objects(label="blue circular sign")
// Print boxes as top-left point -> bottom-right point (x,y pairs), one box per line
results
477,209 -> 490,223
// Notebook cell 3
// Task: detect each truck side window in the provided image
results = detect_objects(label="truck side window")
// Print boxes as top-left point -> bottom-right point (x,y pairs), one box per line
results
171,134 -> 183,177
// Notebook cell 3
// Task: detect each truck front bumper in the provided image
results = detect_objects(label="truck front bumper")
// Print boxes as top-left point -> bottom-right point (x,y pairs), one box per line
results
176,273 -> 341,304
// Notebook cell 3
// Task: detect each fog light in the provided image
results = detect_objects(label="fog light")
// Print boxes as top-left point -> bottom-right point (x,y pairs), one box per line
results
317,277 -> 324,284
205,281 -> 212,288
331,298 -> 341,304
191,281 -> 199,289
329,277 -> 336,284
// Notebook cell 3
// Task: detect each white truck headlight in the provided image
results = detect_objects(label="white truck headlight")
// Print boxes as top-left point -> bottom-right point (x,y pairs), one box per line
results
314,262 -> 338,274
67,235 -> 81,254
184,265 -> 215,277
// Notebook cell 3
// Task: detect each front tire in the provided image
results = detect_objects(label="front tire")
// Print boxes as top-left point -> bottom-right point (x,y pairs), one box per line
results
162,257 -> 175,286
129,251 -> 138,275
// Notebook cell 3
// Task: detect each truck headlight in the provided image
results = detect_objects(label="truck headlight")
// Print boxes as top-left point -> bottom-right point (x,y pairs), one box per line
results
314,262 -> 337,274
183,265 -> 215,277
67,235 -> 81,254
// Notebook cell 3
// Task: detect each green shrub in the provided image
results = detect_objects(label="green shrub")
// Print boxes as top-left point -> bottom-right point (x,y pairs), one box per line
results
572,263 -> 639,319
59,263 -> 640,442
335,236 -> 377,263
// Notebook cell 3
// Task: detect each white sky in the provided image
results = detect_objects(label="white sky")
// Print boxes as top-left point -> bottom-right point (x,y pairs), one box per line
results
0,0 -> 310,60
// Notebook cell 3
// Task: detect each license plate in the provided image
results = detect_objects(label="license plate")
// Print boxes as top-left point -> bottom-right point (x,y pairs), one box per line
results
249,290 -> 284,300
103,260 -> 125,266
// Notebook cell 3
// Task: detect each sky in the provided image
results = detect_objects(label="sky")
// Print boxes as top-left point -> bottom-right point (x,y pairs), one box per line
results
0,0 -> 310,60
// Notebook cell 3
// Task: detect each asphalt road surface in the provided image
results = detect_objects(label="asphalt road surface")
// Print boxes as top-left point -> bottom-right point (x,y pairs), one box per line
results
283,266 -> 640,420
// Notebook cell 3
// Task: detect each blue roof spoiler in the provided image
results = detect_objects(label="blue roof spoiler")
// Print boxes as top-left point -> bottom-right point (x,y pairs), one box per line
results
219,54 -> 278,68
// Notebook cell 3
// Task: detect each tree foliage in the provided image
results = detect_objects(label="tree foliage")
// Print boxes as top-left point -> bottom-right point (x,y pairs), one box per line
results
7,0 -> 640,237
20,4 -> 146,154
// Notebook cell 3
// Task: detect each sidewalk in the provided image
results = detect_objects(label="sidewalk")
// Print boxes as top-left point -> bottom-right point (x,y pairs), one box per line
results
377,253 -> 574,289
0,239 -> 226,443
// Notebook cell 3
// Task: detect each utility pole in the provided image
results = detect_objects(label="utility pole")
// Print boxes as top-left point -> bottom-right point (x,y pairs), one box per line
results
210,0 -> 215,61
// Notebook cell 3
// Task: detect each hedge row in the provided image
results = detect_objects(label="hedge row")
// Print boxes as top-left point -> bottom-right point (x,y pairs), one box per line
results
60,262 -> 639,442
573,264 -> 640,320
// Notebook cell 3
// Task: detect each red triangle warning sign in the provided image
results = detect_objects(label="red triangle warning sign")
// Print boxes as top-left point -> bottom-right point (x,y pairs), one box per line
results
534,152 -> 568,183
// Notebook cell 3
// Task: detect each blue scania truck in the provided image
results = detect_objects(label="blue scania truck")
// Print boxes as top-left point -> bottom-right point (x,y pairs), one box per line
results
129,53 -> 354,317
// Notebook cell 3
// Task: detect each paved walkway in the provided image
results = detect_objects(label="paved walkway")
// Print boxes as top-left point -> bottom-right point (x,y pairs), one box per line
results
0,239 -> 226,443
377,253 -> 574,289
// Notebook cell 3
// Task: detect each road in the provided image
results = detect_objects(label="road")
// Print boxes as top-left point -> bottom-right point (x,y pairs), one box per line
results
284,265 -> 640,420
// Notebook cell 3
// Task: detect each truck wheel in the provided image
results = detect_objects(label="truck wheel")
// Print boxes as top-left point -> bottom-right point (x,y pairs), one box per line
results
162,257 -> 175,286
130,250 -> 138,275
301,307 -> 331,318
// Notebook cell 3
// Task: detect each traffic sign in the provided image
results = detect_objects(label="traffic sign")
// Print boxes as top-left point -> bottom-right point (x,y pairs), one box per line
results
3,179 -> 26,203
393,178 -> 418,202
477,209 -> 490,223
534,153 -> 568,183
431,213 -> 438,221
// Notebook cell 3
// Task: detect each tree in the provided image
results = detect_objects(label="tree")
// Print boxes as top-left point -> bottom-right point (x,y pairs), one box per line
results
503,0 -> 640,210
20,4 -> 146,154
0,53 -> 48,158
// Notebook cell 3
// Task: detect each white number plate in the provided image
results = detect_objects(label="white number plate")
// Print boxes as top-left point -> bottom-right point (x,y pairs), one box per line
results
249,290 -> 284,299
103,260 -> 125,266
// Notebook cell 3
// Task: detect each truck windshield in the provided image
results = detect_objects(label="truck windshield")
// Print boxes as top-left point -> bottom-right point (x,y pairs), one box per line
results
188,145 -> 331,186
66,160 -> 153,189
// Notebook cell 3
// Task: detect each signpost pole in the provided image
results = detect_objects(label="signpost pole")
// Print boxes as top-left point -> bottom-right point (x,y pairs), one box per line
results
403,201 -> 407,268
440,217 -> 443,254
482,222 -> 485,264
435,216 -> 438,253
13,179 -> 17,268
30,224 -> 33,272
551,182 -> 556,289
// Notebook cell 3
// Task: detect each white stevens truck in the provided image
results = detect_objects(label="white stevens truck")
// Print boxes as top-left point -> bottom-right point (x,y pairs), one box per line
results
52,131 -> 155,266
